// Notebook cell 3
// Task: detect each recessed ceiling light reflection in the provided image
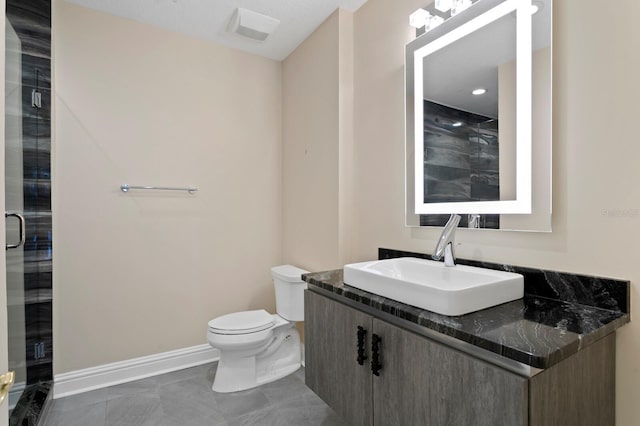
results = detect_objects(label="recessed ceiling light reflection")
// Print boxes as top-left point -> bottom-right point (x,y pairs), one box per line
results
472,88 -> 487,96
452,122 -> 463,127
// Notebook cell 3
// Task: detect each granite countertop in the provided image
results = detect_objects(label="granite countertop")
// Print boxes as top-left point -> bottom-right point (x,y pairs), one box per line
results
303,267 -> 630,369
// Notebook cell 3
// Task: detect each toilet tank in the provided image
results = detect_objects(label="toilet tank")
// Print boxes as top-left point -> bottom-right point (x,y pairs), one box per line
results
271,265 -> 309,321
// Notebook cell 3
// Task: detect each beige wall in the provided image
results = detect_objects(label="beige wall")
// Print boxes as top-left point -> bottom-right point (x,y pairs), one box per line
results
352,0 -> 640,424
282,9 -> 354,271
53,2 -> 283,374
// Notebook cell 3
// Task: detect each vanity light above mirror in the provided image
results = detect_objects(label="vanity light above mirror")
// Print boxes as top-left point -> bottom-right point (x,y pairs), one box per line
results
410,0 -> 476,32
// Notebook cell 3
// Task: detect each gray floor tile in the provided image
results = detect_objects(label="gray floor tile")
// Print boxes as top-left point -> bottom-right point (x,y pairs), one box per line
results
273,392 -> 347,426
306,401 -> 348,426
183,362 -> 218,391
198,363 -> 218,388
41,365 -> 342,426
294,366 -> 306,382
225,405 -> 284,426
158,377 -> 226,426
108,410 -> 168,426
156,363 -> 212,386
107,376 -> 159,400
261,372 -> 313,404
153,417 -> 228,426
267,399 -> 311,425
317,414 -> 350,426
106,393 -> 164,426
213,387 -> 272,420
42,401 -> 106,426
51,388 -> 109,412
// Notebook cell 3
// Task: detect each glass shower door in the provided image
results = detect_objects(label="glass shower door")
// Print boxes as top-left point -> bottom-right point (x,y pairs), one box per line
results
4,18 -> 26,415
4,1 -> 53,422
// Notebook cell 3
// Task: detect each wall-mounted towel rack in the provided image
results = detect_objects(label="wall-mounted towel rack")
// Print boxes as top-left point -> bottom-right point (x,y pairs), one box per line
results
120,184 -> 197,194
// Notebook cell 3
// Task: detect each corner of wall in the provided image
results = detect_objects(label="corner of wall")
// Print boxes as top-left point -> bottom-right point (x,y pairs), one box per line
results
338,9 -> 356,266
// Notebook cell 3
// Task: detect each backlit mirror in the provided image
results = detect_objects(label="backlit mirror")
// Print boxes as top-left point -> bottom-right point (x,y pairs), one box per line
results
405,0 -> 552,231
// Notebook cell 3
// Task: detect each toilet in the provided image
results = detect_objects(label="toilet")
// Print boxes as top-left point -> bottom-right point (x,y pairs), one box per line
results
207,265 -> 308,393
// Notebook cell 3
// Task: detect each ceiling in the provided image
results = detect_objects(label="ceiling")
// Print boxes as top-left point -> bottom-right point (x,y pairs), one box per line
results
64,0 -> 368,61
422,0 -> 552,118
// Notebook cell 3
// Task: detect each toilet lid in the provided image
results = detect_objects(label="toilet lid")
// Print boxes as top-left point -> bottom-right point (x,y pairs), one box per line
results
208,309 -> 275,335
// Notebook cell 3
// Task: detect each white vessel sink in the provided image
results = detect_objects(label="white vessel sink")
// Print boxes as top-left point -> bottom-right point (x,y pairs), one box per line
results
343,257 -> 524,316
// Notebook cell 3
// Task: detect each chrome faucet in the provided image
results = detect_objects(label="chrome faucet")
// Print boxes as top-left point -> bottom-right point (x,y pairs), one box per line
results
468,214 -> 481,229
432,214 -> 461,267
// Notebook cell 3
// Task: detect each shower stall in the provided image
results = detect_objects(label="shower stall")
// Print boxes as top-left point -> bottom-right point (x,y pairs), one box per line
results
5,0 -> 53,424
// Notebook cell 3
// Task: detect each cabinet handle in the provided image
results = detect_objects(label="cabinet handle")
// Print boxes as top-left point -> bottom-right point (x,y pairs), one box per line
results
371,333 -> 382,376
357,326 -> 368,365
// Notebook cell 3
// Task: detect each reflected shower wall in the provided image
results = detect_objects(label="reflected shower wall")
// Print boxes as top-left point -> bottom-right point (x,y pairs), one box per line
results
420,100 -> 500,228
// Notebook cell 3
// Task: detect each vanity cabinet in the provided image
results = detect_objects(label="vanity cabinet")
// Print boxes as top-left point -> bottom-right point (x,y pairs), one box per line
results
305,288 -> 373,426
372,318 -> 526,426
305,290 -> 615,426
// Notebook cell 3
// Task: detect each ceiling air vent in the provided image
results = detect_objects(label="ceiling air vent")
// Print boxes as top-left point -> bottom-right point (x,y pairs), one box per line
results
227,8 -> 280,41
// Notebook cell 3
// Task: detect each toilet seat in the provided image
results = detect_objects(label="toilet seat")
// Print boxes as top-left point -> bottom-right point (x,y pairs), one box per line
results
208,309 -> 275,335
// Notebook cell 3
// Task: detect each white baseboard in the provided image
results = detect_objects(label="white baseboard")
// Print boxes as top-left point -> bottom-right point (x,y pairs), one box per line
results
53,344 -> 219,399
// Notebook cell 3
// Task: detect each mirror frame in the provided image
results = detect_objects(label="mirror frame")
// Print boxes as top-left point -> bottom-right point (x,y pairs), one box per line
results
407,0 -> 533,215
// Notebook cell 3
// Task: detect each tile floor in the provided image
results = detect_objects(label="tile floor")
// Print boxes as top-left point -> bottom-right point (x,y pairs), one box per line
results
41,363 -> 347,426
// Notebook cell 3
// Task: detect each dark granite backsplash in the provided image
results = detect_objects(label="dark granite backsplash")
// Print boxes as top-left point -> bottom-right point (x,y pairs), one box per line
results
379,248 -> 630,314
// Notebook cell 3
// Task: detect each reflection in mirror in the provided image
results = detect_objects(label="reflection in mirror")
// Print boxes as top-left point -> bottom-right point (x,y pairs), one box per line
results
405,0 -> 552,231
415,0 -> 532,215
423,12 -> 514,207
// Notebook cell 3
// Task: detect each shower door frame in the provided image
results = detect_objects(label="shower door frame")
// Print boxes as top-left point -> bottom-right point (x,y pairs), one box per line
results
1,3 -> 10,426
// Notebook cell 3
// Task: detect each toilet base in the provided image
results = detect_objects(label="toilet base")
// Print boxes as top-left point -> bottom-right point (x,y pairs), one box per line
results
212,324 -> 301,393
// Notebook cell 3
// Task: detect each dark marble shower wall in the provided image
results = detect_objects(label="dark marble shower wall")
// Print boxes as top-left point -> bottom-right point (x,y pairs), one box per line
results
420,100 -> 500,228
6,0 -> 53,417
423,99 -> 500,203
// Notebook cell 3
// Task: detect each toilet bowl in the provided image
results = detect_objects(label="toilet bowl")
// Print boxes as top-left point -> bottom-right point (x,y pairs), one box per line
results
207,265 -> 308,393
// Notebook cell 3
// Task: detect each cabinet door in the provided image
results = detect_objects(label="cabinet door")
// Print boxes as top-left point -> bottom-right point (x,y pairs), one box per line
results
305,291 -> 373,426
529,333 -> 615,426
372,319 -> 528,426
